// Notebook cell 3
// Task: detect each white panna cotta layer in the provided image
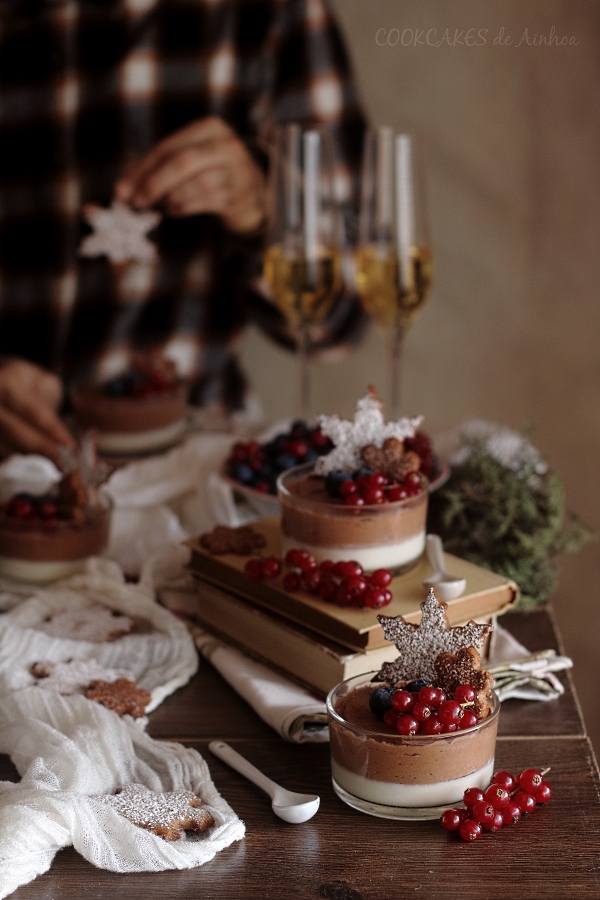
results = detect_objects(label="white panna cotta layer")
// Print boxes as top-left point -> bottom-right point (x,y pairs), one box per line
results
281,530 -> 425,570
96,418 -> 187,454
0,556 -> 87,583
331,757 -> 495,808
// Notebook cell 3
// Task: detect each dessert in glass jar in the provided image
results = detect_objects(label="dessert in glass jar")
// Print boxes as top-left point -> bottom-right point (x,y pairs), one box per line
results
71,351 -> 187,455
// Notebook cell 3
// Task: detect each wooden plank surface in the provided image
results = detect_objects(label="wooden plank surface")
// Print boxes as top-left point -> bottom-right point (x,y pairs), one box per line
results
4,737 -> 600,900
1,607 -> 596,899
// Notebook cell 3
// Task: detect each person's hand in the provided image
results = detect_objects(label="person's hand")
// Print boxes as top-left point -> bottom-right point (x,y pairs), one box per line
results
115,117 -> 266,234
0,360 -> 75,463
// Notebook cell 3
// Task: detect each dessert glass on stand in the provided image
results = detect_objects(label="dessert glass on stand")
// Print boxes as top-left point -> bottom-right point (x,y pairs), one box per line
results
356,129 -> 432,417
263,123 -> 343,417
327,673 -> 500,821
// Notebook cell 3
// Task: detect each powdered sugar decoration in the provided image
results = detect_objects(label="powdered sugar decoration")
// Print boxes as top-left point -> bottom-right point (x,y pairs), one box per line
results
314,389 -> 423,476
79,201 -> 161,264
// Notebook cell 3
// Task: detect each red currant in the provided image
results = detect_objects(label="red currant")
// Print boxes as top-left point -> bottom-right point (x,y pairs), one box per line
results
458,711 -> 479,730
421,715 -> 443,735
492,771 -> 517,792
340,480 -> 358,497
418,686 -> 441,708
282,571 -> 301,591
364,587 -> 388,609
513,791 -> 537,814
319,559 -> 335,574
534,781 -> 552,804
484,784 -> 510,810
412,702 -> 432,722
440,809 -> 465,832
335,585 -> 354,606
318,577 -> 338,602
518,768 -> 544,793
459,819 -> 482,842
391,690 -> 414,713
260,557 -> 281,579
355,474 -> 371,491
502,801 -> 522,825
463,788 -> 485,809
454,684 -> 476,704
339,560 -> 363,579
438,700 -> 463,725
7,497 -> 34,518
345,493 -> 365,507
363,487 -> 384,505
346,576 -> 368,598
370,568 -> 393,588
244,559 -> 263,581
368,472 -> 388,488
302,569 -> 321,593
387,485 -> 409,502
284,549 -> 303,567
287,440 -> 308,458
403,470 -> 422,488
396,714 -> 419,735
383,708 -> 399,729
254,481 -> 271,493
483,810 -> 504,832
298,554 -> 318,574
471,800 -> 495,826
38,500 -> 58,520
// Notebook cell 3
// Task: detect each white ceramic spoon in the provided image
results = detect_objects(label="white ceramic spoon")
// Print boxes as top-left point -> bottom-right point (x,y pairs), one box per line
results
208,741 -> 320,824
422,534 -> 467,601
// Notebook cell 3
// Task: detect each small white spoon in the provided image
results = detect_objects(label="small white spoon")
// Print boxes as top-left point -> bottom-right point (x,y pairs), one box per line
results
208,740 -> 320,824
423,534 -> 467,601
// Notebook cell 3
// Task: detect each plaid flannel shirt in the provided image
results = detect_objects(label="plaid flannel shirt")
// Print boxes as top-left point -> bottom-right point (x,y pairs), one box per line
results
0,0 -> 366,410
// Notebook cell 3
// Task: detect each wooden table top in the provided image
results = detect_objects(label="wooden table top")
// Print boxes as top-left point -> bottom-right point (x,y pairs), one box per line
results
2,607 -> 599,900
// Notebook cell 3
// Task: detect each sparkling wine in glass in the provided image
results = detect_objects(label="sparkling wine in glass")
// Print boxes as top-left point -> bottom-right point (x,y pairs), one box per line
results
356,128 -> 432,416
263,124 -> 343,417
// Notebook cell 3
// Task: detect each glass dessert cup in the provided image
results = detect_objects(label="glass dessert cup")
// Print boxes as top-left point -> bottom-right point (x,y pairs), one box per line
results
327,673 -> 500,821
70,382 -> 188,455
0,494 -> 113,583
277,462 -> 428,574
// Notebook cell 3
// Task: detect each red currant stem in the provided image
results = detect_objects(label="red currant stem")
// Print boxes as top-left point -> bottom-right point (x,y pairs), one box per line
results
540,767 -> 551,778
460,701 -> 474,709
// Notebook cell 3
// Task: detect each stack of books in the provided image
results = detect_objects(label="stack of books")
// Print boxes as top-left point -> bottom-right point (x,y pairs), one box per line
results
170,518 -> 518,697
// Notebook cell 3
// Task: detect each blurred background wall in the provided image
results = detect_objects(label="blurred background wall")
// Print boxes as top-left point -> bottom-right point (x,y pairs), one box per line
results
241,0 -> 600,754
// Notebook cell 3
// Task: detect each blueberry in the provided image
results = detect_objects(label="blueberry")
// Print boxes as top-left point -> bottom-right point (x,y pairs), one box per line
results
369,686 -> 396,720
229,462 -> 255,485
404,679 -> 431,694
256,465 -> 275,482
352,466 -> 374,480
324,470 -> 352,497
104,375 -> 131,397
275,453 -> 298,472
304,449 -> 319,464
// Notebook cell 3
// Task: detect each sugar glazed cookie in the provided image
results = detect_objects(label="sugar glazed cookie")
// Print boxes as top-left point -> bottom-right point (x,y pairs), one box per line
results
433,646 -> 494,718
376,589 -> 492,684
85,678 -> 151,718
102,783 -> 215,841
36,605 -> 136,643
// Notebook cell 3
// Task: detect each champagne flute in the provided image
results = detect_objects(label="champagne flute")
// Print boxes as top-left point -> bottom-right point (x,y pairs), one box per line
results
356,128 -> 432,417
263,124 -> 343,418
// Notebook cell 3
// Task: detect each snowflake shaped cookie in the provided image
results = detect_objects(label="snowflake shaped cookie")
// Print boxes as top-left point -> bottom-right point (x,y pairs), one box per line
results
314,388 -> 423,476
102,783 -> 215,841
375,588 -> 492,684
79,201 -> 161,263
58,432 -> 110,489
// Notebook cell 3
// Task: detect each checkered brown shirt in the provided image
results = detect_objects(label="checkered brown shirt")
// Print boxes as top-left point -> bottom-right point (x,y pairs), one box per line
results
0,0 -> 366,410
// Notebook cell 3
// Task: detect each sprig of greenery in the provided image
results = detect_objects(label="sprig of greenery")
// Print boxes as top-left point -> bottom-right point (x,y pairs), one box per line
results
427,439 -> 595,609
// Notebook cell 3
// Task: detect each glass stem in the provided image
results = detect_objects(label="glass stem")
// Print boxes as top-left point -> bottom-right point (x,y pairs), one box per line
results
387,322 -> 407,418
297,325 -> 310,419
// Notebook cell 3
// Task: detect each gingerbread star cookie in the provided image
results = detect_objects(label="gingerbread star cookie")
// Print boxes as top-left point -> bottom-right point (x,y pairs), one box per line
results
199,524 -> 266,556
102,783 -> 215,841
85,678 -> 151,718
360,437 -> 420,483
376,588 -> 492,684
434,646 -> 494,718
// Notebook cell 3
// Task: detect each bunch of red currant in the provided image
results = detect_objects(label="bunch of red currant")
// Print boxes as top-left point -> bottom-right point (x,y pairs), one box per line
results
2,493 -> 60,522
370,682 -> 480,735
336,470 -> 425,508
441,768 -> 552,841
243,548 -> 394,610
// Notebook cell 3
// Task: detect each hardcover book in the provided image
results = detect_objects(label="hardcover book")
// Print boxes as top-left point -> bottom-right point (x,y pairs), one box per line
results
186,517 -> 518,651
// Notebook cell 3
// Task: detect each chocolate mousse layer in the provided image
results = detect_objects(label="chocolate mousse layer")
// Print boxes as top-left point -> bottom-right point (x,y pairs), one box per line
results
279,472 -> 427,549
0,509 -> 111,562
329,683 -> 499,785
71,383 -> 187,434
